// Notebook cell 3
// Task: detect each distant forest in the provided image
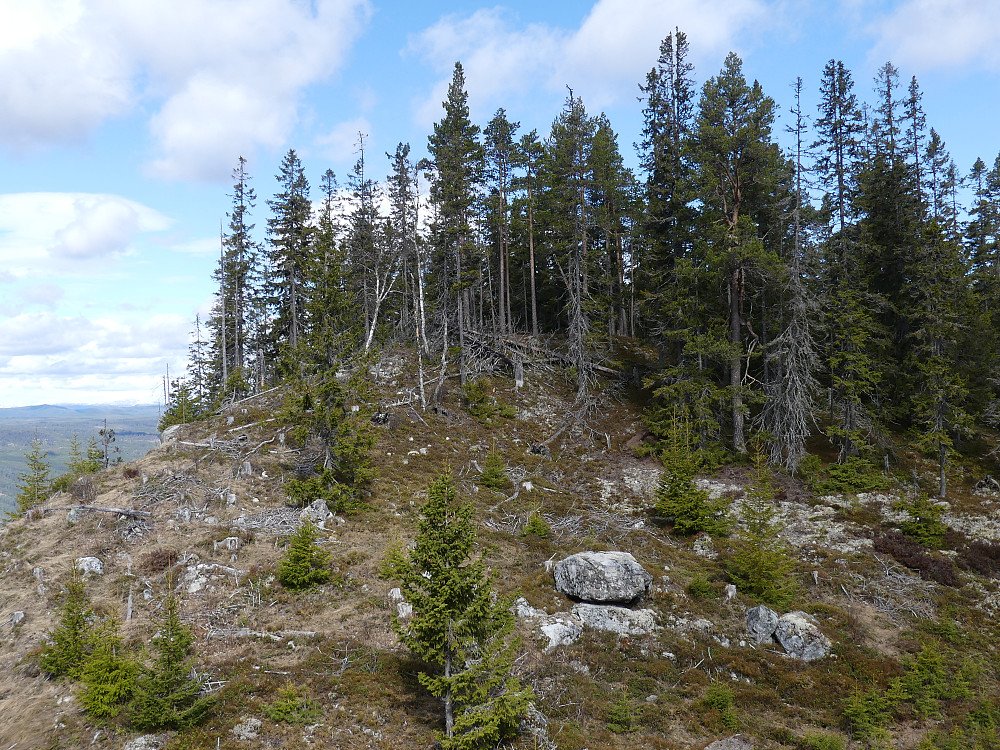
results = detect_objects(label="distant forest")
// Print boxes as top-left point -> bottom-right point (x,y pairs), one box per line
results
166,30 -> 1000,496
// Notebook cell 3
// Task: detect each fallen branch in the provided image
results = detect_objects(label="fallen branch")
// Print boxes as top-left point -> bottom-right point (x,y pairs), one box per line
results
207,627 -> 318,641
41,505 -> 152,520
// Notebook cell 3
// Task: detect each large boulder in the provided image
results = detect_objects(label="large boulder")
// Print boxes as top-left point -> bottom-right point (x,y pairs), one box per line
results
553,551 -> 652,604
774,611 -> 832,661
745,605 -> 779,645
571,603 -> 658,635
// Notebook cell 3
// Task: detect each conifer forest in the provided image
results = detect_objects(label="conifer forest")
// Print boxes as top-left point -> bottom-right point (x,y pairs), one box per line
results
169,30 -> 1000,494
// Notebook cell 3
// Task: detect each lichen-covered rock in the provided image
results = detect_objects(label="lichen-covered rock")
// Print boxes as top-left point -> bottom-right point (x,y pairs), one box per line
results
571,603 -> 658,635
774,611 -> 832,661
705,735 -> 754,750
231,716 -> 262,741
513,596 -> 546,619
74,556 -> 103,577
540,615 -> 582,652
123,735 -> 167,750
745,605 -> 779,645
299,499 -> 332,528
553,551 -> 652,604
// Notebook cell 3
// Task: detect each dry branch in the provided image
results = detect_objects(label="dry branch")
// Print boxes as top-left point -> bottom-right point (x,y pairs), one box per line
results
41,505 -> 152,519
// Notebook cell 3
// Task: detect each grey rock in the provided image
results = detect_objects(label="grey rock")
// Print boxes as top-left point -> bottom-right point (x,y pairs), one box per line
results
693,532 -> 718,559
746,605 -> 779,645
513,596 -> 546,619
775,611 -> 832,661
231,716 -> 262,741
160,424 -> 182,444
66,508 -> 81,524
724,583 -> 737,600
123,735 -> 166,750
705,735 -> 754,750
553,551 -> 652,604
32,566 -> 44,581
299,499 -> 332,528
539,615 -> 582,652
74,556 -> 103,577
571,603 -> 658,635
214,536 -> 242,552
11,611 -> 25,626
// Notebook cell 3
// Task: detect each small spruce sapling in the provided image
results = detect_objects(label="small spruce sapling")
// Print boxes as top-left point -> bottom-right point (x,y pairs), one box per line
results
128,595 -> 211,731
725,445 -> 797,607
479,443 -> 509,491
11,432 -> 50,517
277,521 -> 332,590
79,619 -> 138,720
652,414 -> 730,536
38,577 -> 93,678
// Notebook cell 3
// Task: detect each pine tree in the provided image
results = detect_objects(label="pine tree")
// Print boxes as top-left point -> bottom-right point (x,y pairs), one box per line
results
484,109 -> 520,336
543,90 -> 597,400
426,62 -> 484,385
128,595 -> 211,731
384,470 -> 531,747
79,619 -> 138,720
690,52 -> 785,453
277,521 -> 332,590
12,432 -> 50,516
38,577 -> 93,678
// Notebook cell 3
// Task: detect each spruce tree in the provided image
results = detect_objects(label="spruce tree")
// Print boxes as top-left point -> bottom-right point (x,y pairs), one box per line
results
652,414 -> 730,535
384,470 -> 531,747
38,577 -> 93,678
12,432 -> 50,516
128,595 -> 211,731
79,619 -> 138,720
265,149 -> 312,362
726,447 -> 797,607
277,521 -> 332,590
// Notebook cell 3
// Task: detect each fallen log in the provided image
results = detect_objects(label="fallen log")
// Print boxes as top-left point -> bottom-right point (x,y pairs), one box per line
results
41,505 -> 152,520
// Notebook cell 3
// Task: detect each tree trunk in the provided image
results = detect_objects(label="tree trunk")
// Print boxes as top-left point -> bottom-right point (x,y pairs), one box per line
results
730,267 -> 746,454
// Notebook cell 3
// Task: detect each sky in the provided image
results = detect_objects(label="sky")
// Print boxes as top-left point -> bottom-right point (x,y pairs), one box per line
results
0,0 -> 997,408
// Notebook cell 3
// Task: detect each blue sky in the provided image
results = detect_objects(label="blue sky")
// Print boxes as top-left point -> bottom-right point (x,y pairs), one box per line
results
0,0 -> 997,407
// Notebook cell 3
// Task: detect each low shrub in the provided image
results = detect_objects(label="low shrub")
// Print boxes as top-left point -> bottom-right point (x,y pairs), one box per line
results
894,494 -> 948,547
958,540 -> 1000,577
872,531 -> 960,587
141,548 -> 179,574
522,512 -> 551,539
265,682 -> 323,724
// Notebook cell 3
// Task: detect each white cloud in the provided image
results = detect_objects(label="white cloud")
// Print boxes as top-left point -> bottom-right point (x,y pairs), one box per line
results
0,311 -> 190,406
0,193 -> 171,271
866,1 -> 1000,71
18,284 -> 65,308
0,0 -> 372,180
316,117 -> 373,165
409,0 -> 769,122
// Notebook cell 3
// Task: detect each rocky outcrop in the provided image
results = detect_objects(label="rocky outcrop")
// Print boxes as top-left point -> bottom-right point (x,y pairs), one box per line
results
299,499 -> 333,528
571,603 -> 658,636
774,611 -> 832,662
553,551 -> 652,604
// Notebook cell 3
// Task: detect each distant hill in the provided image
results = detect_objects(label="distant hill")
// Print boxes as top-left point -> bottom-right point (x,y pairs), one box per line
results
0,404 -> 161,513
